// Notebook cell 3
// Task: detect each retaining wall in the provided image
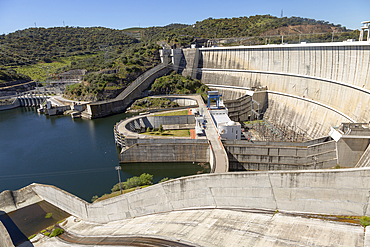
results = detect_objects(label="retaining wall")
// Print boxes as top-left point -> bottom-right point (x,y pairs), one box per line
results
223,139 -> 337,171
27,167 -> 370,223
124,115 -> 195,132
0,99 -> 20,111
120,139 -> 209,163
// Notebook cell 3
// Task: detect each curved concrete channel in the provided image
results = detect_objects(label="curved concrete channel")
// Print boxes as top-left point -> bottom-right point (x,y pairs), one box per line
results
115,94 -> 229,173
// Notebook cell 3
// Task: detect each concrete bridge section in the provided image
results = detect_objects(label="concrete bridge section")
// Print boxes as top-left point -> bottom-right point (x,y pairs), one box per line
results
178,42 -> 370,138
82,63 -> 173,119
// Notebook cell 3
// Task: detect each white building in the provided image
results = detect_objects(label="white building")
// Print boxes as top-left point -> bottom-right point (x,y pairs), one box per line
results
210,108 -> 241,140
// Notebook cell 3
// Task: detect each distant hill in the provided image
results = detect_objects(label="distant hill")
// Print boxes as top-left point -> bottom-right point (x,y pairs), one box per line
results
141,15 -> 357,47
0,27 -> 138,67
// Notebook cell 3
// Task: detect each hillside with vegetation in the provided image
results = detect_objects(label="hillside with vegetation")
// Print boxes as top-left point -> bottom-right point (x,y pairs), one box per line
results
142,15 -> 358,47
0,68 -> 31,83
63,43 -> 161,101
0,27 -> 138,67
149,72 -> 209,101
0,15 -> 360,100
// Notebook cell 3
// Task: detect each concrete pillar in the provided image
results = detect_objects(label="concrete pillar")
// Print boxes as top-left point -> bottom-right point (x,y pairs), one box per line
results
171,49 -> 183,73
359,29 -> 364,41
360,21 -> 370,41
159,49 -> 171,64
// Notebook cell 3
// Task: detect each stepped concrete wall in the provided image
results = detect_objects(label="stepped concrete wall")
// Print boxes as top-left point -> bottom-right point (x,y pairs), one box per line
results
224,139 -> 337,171
23,167 -> 370,224
191,42 -> 370,138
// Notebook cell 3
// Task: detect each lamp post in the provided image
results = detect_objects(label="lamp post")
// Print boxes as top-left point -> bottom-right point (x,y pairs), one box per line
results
115,166 -> 123,195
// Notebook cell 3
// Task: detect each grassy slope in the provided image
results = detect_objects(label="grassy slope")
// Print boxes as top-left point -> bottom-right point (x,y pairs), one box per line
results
13,54 -> 97,82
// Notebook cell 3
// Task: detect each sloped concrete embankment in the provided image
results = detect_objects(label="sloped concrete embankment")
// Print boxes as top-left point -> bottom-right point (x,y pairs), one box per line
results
0,222 -> 14,247
27,167 -> 370,224
0,186 -> 42,214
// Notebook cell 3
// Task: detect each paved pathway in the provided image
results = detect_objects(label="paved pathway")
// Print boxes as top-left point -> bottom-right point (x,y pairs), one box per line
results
192,95 -> 229,173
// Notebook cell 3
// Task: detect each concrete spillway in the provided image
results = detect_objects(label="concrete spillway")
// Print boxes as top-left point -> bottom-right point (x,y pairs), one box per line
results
179,42 -> 370,138
3,168 -> 370,246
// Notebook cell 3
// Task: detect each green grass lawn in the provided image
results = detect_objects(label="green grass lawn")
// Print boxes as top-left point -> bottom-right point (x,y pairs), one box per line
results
154,110 -> 188,116
142,129 -> 190,137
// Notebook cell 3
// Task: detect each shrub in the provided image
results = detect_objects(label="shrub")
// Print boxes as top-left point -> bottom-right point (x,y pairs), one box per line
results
50,228 -> 64,238
360,216 -> 370,227
159,124 -> 163,133
45,213 -> 53,219
159,177 -> 170,183
111,173 -> 153,192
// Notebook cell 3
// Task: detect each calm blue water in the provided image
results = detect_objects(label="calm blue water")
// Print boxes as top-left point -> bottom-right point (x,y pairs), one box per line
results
0,107 -> 208,201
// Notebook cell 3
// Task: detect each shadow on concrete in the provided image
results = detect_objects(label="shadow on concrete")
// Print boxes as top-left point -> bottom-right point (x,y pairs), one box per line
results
0,211 -> 33,246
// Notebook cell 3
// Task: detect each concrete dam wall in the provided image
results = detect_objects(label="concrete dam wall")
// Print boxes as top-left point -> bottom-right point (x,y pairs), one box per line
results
185,42 -> 370,138
9,167 -> 370,224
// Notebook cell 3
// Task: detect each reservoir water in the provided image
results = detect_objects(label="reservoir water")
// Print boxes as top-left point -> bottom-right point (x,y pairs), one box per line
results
0,107 -> 209,202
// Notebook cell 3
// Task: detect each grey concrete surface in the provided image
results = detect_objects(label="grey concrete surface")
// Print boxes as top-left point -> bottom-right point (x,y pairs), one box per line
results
190,43 -> 370,138
34,209 -> 365,247
15,167 -> 370,225
224,139 -> 337,171
0,221 -> 15,247
0,186 -> 42,214
120,140 -> 209,163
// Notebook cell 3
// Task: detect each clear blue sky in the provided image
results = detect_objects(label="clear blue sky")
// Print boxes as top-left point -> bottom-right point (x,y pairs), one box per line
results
0,0 -> 368,34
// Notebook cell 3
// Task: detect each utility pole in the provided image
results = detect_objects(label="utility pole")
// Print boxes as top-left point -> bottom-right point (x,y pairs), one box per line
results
100,44 -> 110,63
115,166 -> 123,194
